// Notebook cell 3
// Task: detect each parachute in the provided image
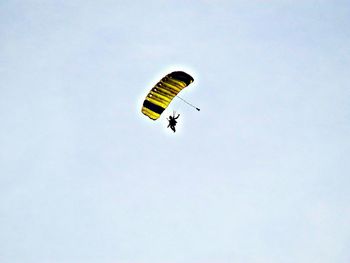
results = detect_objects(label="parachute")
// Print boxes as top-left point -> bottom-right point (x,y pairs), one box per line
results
141,71 -> 194,120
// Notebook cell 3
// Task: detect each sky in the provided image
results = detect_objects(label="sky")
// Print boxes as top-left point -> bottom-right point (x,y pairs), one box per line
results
1,1 -> 350,263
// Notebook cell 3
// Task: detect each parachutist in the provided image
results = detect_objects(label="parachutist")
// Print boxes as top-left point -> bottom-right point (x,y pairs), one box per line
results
167,112 -> 180,133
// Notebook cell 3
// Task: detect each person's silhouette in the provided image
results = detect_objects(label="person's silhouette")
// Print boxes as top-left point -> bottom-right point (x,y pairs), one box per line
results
167,112 -> 180,132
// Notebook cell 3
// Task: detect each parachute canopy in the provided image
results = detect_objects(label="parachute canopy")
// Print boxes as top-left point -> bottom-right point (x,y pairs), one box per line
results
141,71 -> 194,120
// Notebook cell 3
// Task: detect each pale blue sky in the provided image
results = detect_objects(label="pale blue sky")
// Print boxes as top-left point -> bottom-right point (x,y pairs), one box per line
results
1,1 -> 350,263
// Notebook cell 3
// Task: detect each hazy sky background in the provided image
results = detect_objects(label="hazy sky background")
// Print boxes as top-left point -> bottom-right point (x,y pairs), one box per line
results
1,1 -> 350,263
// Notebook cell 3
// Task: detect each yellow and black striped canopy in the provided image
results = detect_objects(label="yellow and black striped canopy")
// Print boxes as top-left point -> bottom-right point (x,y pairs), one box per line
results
141,71 -> 194,120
